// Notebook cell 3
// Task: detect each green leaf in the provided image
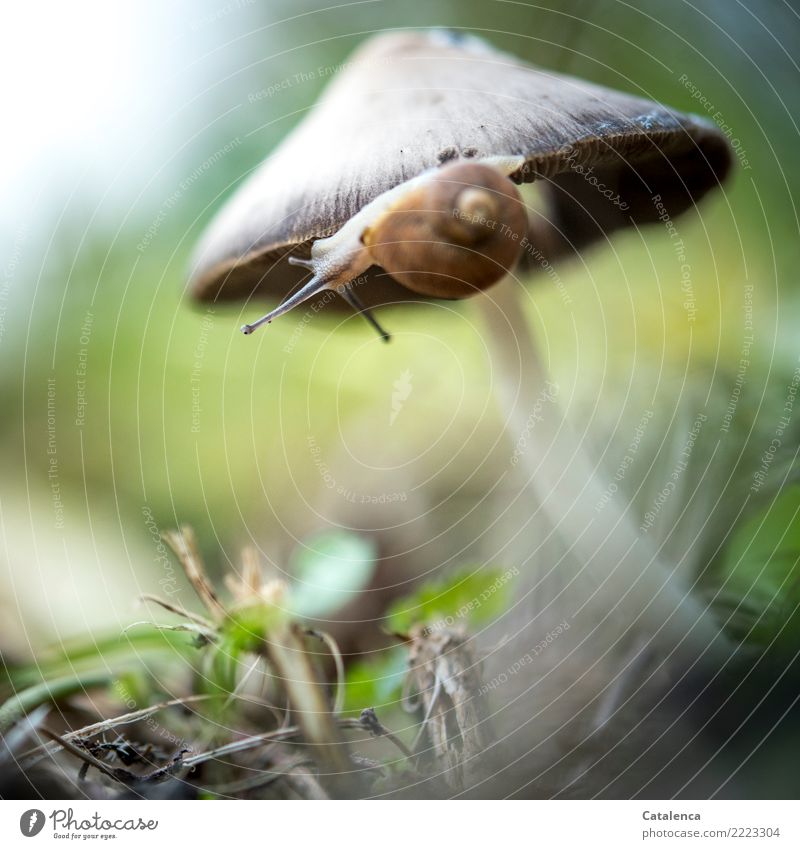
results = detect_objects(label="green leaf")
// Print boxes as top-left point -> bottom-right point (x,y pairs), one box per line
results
343,647 -> 407,715
386,566 -> 518,633
289,531 -> 377,619
716,484 -> 800,644
7,629 -> 195,692
0,670 -> 114,732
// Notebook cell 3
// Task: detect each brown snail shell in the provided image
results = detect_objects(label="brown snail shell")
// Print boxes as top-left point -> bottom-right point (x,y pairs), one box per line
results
361,162 -> 528,299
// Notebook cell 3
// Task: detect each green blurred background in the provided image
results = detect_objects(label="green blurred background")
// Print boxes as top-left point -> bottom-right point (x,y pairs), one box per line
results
1,0 -> 798,659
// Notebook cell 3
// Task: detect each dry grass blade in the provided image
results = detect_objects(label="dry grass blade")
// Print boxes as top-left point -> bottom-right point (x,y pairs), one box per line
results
182,725 -> 301,769
240,545 -> 264,595
224,546 -> 263,602
162,526 -> 226,620
140,594 -> 214,628
263,623 -> 351,774
178,718 -> 366,773
123,621 -> 217,644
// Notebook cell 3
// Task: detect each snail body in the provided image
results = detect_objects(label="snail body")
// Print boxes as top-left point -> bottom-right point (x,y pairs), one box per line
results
241,155 -> 527,335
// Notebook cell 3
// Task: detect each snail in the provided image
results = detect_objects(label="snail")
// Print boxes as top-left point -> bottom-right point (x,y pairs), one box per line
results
241,156 -> 528,339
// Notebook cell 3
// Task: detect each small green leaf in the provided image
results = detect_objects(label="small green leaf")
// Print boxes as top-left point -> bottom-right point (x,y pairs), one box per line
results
343,647 -> 407,715
386,566 -> 518,633
222,600 -> 284,653
289,531 -> 377,619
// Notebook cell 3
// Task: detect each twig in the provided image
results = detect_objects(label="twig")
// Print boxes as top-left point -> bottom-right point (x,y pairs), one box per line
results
179,718 -> 393,772
42,727 -> 189,786
21,694 -> 211,767
40,728 -> 124,782
181,725 -> 302,769
358,708 -> 413,759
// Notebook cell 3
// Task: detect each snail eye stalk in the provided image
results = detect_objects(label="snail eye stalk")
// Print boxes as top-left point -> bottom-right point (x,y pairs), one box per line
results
338,285 -> 391,343
240,272 -> 329,335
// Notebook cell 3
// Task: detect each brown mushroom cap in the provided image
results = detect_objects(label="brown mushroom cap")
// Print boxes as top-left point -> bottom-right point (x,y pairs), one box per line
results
189,30 -> 731,309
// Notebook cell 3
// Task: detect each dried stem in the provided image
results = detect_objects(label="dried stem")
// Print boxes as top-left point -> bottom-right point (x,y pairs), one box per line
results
261,623 -> 352,775
162,526 -> 226,620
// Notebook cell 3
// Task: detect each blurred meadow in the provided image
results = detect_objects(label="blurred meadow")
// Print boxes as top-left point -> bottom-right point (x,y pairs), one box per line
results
1,0 -> 799,798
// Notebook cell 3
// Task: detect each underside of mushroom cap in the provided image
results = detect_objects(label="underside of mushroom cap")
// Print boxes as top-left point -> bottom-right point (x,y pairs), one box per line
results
189,30 -> 732,310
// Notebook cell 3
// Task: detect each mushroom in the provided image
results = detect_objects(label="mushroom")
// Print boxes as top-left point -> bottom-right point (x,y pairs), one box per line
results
189,31 -> 733,663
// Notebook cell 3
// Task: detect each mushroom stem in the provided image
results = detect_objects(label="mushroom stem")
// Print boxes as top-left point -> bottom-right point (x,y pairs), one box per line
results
477,277 -> 730,669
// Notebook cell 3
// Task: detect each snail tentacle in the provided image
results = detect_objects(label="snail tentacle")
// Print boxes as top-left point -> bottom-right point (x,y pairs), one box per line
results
240,272 -> 329,334
287,255 -> 316,271
338,285 -> 392,343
